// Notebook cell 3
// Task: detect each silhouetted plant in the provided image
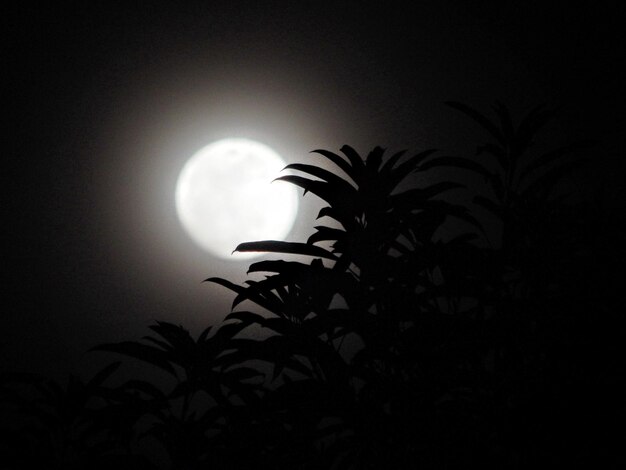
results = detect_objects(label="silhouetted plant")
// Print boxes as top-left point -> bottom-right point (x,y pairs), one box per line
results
439,101 -> 615,467
0,365 -> 157,469
205,144 -> 493,468
2,101 -> 618,469
90,320 -> 270,468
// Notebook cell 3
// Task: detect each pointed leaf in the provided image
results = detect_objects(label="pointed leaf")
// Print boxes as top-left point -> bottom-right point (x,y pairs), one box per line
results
521,157 -> 589,200
515,103 -> 555,150
446,101 -> 505,145
91,342 -> 177,376
473,195 -> 503,219
316,206 -> 355,230
274,175 -> 356,210
389,148 -> 438,189
283,163 -> 356,191
213,319 -> 251,342
247,259 -> 307,276
365,146 -> 385,170
224,310 -> 267,326
231,281 -> 284,313
475,142 -> 508,170
391,181 -> 464,210
340,145 -> 366,173
234,241 -> 337,260
307,226 -> 346,246
310,149 -> 354,179
118,379 -> 168,401
379,149 -> 407,175
518,140 -> 596,185
492,101 -> 515,142
437,200 -> 488,236
197,325 -> 213,344
419,156 -> 494,180
85,361 -> 121,390
224,367 -> 264,383
148,322 -> 195,350
142,336 -> 172,351
204,277 -> 247,299
209,278 -> 279,312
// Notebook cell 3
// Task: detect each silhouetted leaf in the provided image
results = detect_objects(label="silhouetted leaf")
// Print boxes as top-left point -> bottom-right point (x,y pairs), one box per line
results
473,195 -> 503,219
206,277 -> 281,313
419,156 -> 494,180
340,145 -> 366,174
518,140 -> 596,185
149,322 -> 195,351
142,336 -> 172,351
212,320 -> 249,343
475,142 -> 508,170
234,241 -> 337,260
447,232 -> 480,245
117,379 -> 168,401
490,173 -> 506,200
379,149 -> 407,176
315,206 -> 359,232
431,200 -> 487,236
365,146 -> 385,170
197,325 -> 213,344
307,226 -> 346,246
521,157 -> 589,199
311,149 -> 353,179
390,182 -> 463,211
492,101 -> 515,143
85,361 -> 121,390
224,310 -> 267,327
224,366 -> 264,383
228,279 -> 288,313
446,101 -> 505,145
204,276 -> 246,295
247,259 -> 309,276
91,342 -> 177,376
220,337 -> 313,380
515,103 -> 555,151
275,175 -> 357,213
388,148 -> 439,189
283,163 -> 356,191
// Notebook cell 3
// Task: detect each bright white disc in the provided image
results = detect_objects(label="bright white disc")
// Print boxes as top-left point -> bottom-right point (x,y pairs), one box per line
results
175,138 -> 298,259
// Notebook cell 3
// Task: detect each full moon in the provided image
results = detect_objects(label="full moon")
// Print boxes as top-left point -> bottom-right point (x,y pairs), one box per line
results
175,138 -> 299,259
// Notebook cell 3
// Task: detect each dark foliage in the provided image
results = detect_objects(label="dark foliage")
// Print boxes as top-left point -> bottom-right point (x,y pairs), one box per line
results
2,102 -> 623,469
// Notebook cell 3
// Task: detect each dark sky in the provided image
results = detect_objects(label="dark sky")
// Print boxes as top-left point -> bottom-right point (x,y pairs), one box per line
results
2,0 -> 624,380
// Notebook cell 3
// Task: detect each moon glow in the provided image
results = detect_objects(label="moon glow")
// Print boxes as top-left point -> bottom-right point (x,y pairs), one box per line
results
175,138 -> 299,259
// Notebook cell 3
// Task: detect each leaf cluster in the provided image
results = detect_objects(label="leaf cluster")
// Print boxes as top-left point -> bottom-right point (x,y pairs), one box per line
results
3,102 -> 619,469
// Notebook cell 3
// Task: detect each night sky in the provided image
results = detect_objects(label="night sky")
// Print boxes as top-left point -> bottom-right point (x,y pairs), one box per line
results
2,0 -> 624,382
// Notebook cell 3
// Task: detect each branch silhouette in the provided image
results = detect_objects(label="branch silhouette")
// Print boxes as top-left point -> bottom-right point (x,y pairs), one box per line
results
2,102 -> 621,469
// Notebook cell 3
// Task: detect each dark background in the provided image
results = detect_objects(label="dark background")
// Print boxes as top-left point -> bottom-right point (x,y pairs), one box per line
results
2,0 -> 624,381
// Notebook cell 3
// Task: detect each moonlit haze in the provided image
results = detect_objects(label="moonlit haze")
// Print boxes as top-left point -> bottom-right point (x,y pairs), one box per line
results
2,1 -> 622,389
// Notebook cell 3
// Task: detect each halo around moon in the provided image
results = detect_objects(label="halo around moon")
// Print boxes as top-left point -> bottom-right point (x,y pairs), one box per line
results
175,138 -> 299,260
